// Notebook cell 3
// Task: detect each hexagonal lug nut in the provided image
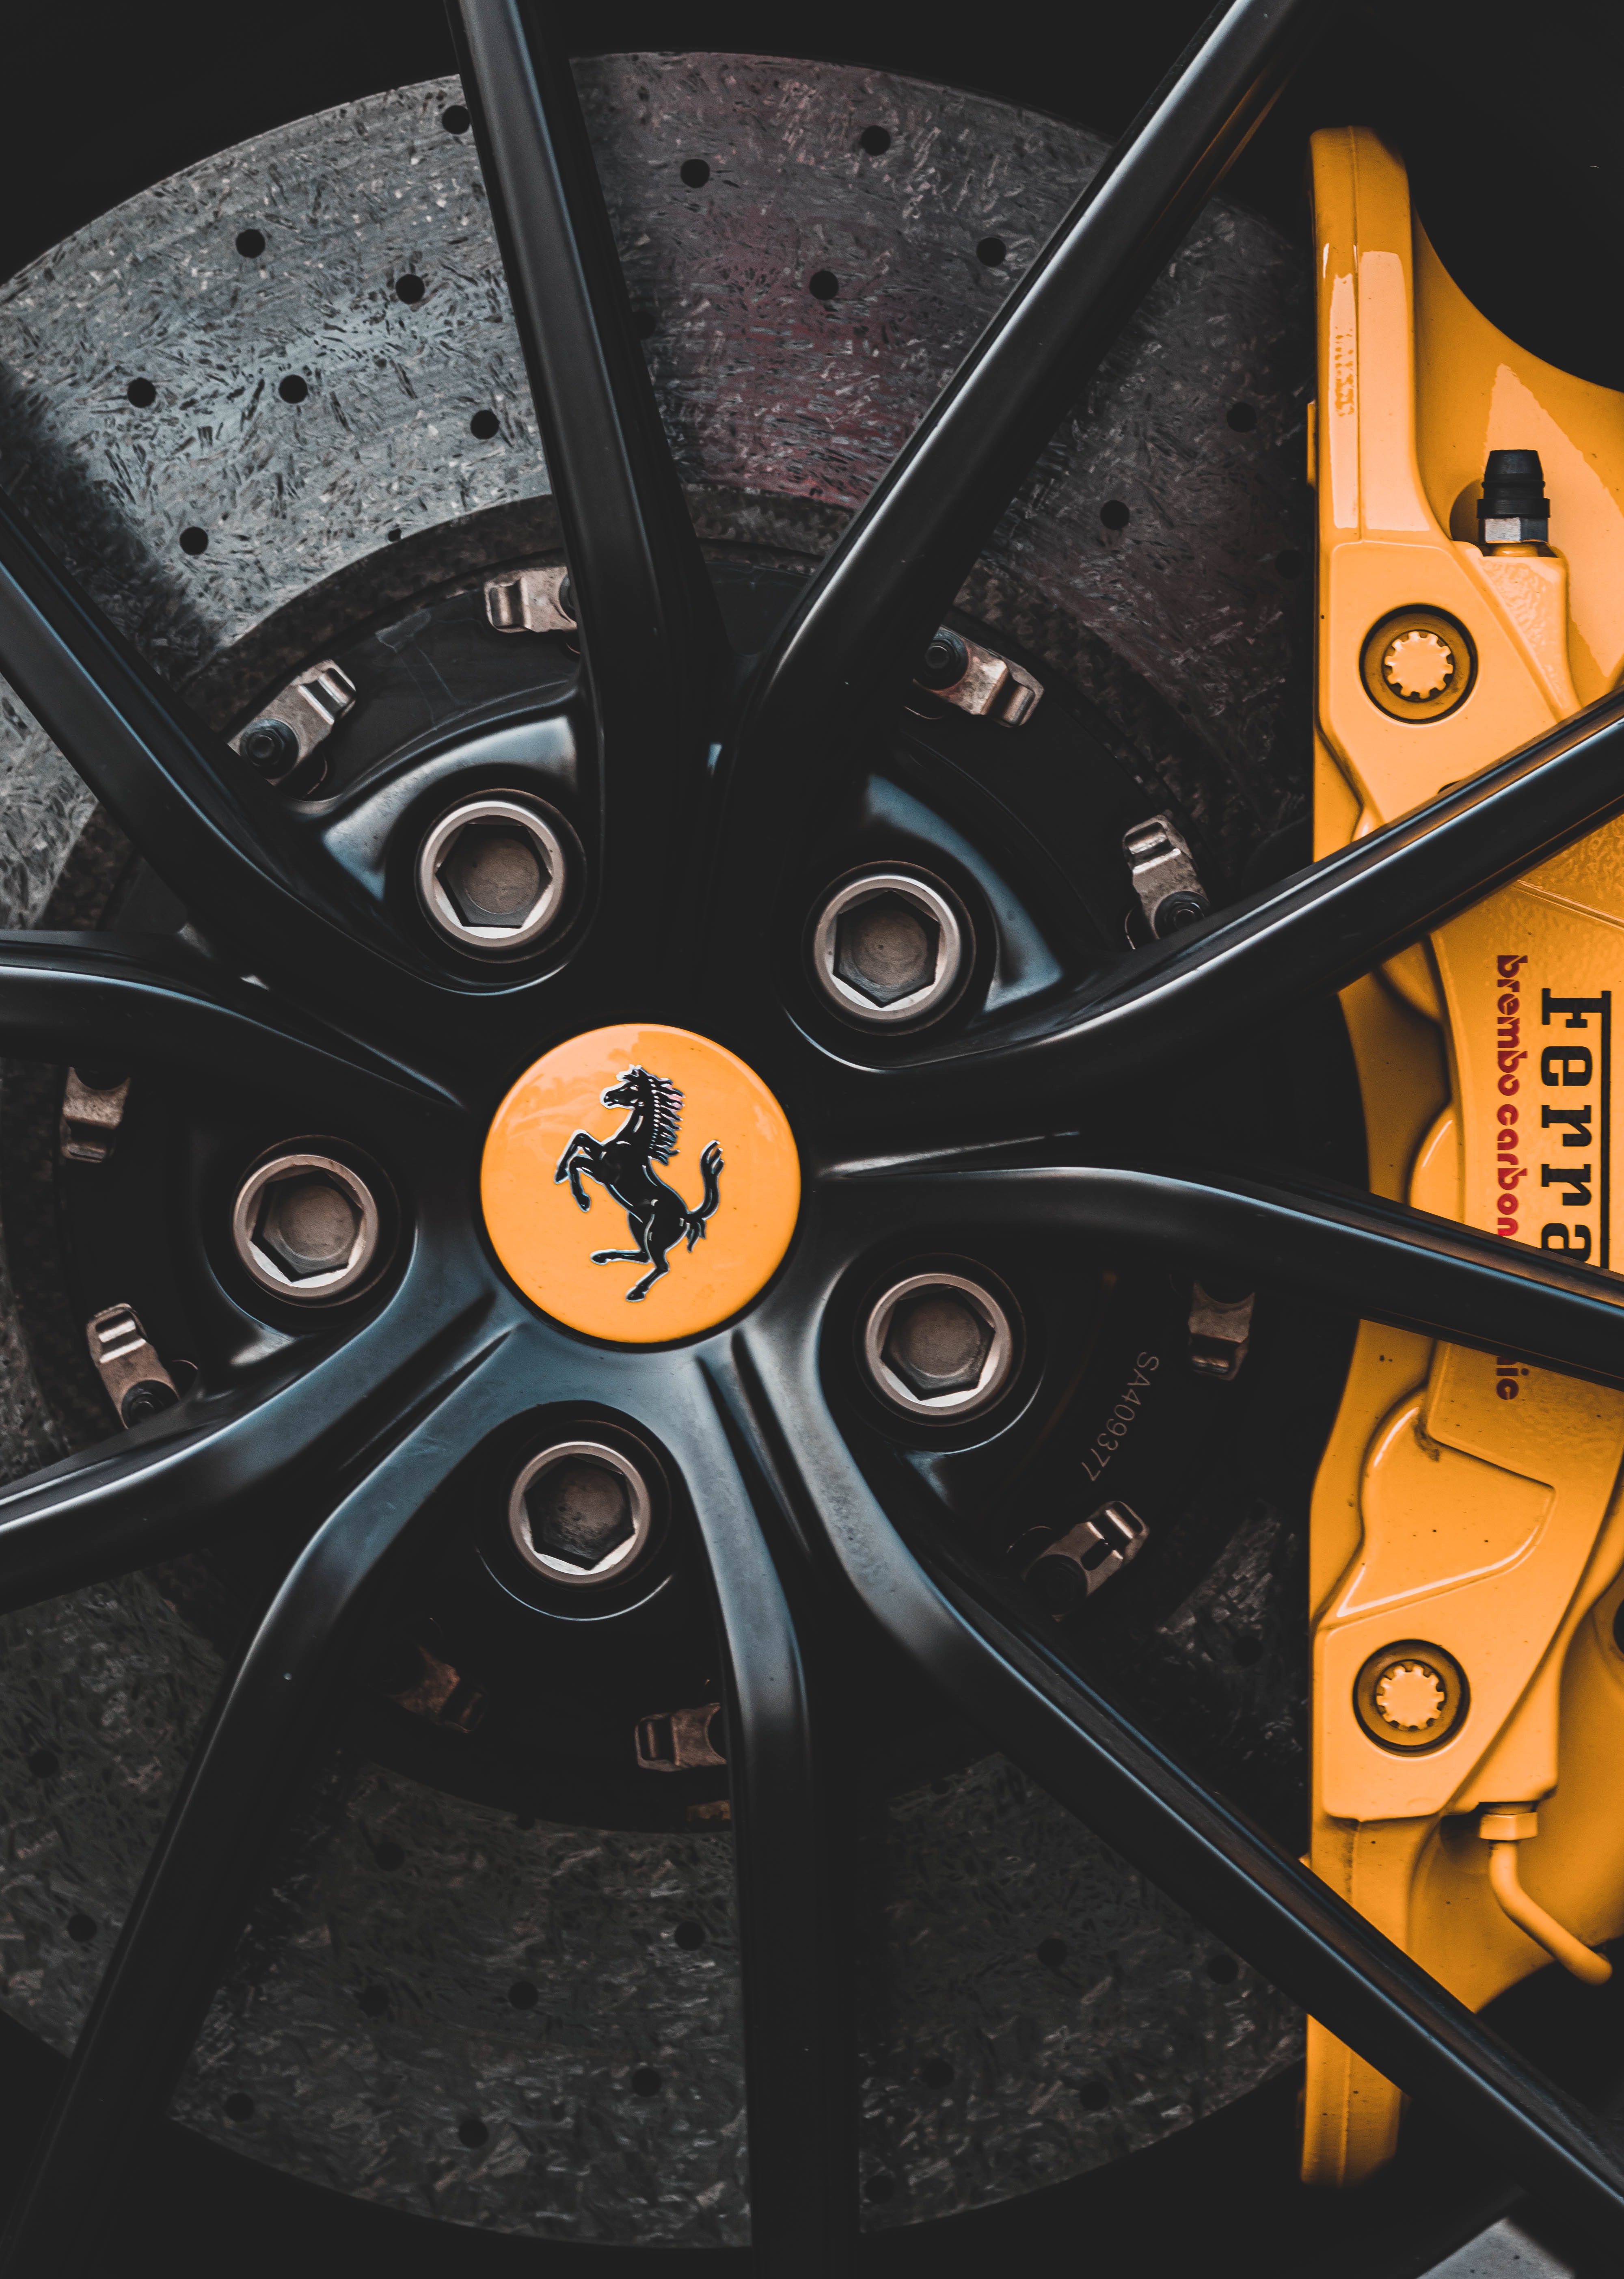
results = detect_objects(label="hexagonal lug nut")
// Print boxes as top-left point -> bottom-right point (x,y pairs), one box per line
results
508,1440 -> 654,1588
833,890 -> 941,1009
525,1453 -> 635,1569
417,795 -> 568,953
1026,1501 -> 1149,1618
862,1271 -> 1015,1419
232,1152 -> 384,1303
1188,1283 -> 1255,1380
438,821 -> 545,931
255,1171 -> 361,1280
811,871 -> 970,1026
880,1286 -> 994,1400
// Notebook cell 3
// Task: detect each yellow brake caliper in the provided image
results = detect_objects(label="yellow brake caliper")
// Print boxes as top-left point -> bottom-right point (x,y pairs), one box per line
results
1305,125 -> 1624,2187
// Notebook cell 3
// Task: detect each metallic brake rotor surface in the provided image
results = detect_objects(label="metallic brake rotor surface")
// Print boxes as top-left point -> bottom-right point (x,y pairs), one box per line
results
0,58 -> 1311,2245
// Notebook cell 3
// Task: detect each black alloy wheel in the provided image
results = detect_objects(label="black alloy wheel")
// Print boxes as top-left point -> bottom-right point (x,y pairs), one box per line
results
6,2 -> 1624,2273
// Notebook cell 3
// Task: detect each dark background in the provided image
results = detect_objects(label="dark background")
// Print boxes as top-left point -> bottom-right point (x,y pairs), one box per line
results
3,0 -> 1624,389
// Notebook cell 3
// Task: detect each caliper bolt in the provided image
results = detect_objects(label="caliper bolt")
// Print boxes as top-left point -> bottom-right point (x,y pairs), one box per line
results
1360,607 -> 1475,722
862,1271 -> 1015,1419
508,1440 -> 654,1587
232,1151 -> 384,1303
811,870 -> 970,1026
417,795 -> 568,953
1353,1639 -> 1466,1750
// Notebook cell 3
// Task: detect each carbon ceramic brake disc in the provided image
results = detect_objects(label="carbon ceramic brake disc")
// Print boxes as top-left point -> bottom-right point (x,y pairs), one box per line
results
0,54 -> 1314,2248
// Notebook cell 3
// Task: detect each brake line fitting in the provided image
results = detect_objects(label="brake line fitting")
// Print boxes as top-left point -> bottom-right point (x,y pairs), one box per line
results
1476,1804 -> 1613,1985
484,565 -> 577,638
1187,1281 -> 1255,1379
86,1303 -> 178,1428
1123,814 -> 1209,938
60,1066 -> 131,1163
635,1704 -> 726,1771
231,659 -> 356,792
911,626 -> 1043,725
1025,1500 -> 1148,1616
1477,449 -> 1550,551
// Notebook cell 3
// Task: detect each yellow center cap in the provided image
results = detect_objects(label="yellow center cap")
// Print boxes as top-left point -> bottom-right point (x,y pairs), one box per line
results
481,1023 -> 800,1342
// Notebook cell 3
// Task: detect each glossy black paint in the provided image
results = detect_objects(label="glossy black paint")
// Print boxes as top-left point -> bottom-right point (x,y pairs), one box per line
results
447,0 -> 727,1017
871,685 -> 1624,1120
827,1155 -> 1624,1387
2,0 -> 1624,2270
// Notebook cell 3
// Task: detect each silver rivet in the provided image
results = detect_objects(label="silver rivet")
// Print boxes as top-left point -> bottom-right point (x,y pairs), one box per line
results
811,871 -> 968,1025
232,1153 -> 382,1302
417,795 -> 567,952
862,1272 -> 1015,1418
508,1441 -> 654,1588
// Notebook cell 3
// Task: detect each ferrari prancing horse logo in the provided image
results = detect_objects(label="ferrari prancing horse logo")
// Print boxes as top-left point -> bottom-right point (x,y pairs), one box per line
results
481,1022 -> 798,1345
555,1066 -> 724,1302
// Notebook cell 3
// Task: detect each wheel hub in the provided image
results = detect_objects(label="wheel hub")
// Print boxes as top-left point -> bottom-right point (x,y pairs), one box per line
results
482,1023 -> 799,1339
0,37 -> 1378,2270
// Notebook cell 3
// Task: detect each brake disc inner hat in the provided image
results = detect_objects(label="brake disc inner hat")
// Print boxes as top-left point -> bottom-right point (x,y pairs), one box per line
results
0,54 -> 1318,2256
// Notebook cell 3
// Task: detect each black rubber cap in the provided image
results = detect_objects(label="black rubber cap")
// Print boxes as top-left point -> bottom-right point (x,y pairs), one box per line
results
1479,448 -> 1549,521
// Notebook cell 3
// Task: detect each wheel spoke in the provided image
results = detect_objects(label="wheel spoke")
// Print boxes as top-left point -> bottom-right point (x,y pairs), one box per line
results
449,2 -> 727,992
742,1302 -> 1624,2250
714,0 -> 1327,883
0,931 -> 461,1123
867,684 -> 1624,1117
667,1350 -> 856,2273
0,490 -> 442,1024
0,1284 -> 495,1614
824,1151 -> 1624,1387
0,1314 -> 525,2279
